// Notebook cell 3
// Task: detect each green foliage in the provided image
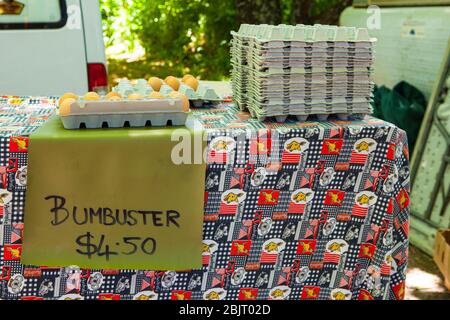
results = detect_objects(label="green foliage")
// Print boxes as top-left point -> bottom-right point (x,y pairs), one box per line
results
100,0 -> 141,51
101,0 -> 352,82
135,0 -> 237,80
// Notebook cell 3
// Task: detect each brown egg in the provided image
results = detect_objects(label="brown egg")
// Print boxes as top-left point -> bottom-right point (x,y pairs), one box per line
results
59,98 -> 76,116
106,92 -> 122,100
128,93 -> 143,100
182,74 -> 195,82
84,92 -> 101,101
149,91 -> 166,99
148,77 -> 163,92
169,92 -> 190,112
184,77 -> 199,91
165,76 -> 180,91
59,93 -> 78,106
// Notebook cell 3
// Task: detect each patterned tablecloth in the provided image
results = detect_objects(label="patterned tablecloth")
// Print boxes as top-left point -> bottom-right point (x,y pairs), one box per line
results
0,97 -> 410,301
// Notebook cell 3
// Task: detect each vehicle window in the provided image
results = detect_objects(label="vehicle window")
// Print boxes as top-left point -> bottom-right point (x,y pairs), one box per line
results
0,0 -> 67,29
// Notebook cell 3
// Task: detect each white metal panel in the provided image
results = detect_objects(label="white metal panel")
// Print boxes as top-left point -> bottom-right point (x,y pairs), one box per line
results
341,6 -> 450,99
0,0 -> 88,96
0,0 -> 62,23
80,0 -> 106,65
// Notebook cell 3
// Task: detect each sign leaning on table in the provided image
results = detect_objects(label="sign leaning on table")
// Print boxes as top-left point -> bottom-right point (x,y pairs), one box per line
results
22,117 -> 206,271
0,97 -> 409,300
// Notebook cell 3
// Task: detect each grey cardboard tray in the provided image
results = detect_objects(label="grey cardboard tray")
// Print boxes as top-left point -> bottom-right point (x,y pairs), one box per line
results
231,23 -> 376,121
61,113 -> 188,130
60,98 -> 189,130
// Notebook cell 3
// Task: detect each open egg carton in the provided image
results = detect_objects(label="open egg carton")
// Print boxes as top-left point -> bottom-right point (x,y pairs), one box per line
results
231,23 -> 376,122
113,76 -> 222,108
58,91 -> 190,130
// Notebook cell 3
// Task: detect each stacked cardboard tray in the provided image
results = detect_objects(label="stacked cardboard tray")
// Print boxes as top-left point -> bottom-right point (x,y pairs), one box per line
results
231,24 -> 376,122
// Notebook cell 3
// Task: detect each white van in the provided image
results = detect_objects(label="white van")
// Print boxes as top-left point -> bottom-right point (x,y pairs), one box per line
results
0,0 -> 107,96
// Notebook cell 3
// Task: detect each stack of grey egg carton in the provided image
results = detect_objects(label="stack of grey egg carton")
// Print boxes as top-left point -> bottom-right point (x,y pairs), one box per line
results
231,24 -> 376,122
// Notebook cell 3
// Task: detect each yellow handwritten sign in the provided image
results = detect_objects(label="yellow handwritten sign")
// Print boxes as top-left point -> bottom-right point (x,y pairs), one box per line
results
22,118 -> 206,270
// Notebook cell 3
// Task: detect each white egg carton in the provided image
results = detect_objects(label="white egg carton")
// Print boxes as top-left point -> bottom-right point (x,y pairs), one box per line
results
113,79 -> 222,108
161,84 -> 222,106
60,98 -> 189,130
113,79 -> 153,97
